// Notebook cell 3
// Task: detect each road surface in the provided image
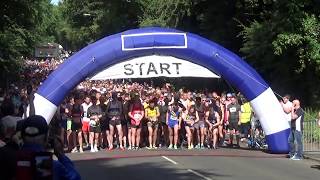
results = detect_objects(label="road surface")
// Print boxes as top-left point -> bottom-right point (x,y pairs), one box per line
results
69,148 -> 320,180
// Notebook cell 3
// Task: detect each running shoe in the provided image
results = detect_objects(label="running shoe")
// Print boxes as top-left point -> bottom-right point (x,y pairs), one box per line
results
174,145 -> 178,150
90,148 -> 95,152
234,144 -> 240,148
168,144 -> 173,149
153,145 -> 157,149
195,144 -> 200,149
128,146 -> 132,150
290,155 -> 302,161
71,148 -> 78,153
146,145 -> 153,150
200,144 -> 205,149
188,145 -> 193,150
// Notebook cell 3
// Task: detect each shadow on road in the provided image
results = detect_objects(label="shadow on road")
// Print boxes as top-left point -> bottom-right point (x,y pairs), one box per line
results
74,158 -> 231,180
310,165 -> 320,171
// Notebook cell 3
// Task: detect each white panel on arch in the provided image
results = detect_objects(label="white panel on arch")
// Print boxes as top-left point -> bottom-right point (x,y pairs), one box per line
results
90,55 -> 220,80
250,88 -> 290,135
33,93 -> 57,124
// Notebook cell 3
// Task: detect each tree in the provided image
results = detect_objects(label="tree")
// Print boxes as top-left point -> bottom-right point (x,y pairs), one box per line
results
0,0 -> 58,85
59,0 -> 139,50
240,0 -> 320,105
137,0 -> 192,27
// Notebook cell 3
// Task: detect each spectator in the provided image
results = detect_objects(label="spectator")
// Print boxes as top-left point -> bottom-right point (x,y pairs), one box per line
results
281,94 -> 293,125
0,101 -> 22,180
288,99 -> 304,160
18,115 -> 81,180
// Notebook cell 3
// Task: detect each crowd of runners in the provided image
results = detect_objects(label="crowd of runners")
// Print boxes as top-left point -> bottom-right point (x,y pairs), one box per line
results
0,58 -> 256,153
54,80 -> 254,153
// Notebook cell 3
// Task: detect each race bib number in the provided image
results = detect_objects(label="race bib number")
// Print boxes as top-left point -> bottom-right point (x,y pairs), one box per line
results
229,107 -> 237,113
133,113 -> 142,120
89,120 -> 96,127
170,113 -> 178,121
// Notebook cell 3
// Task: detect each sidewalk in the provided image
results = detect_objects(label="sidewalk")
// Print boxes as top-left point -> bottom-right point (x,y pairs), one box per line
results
304,152 -> 320,162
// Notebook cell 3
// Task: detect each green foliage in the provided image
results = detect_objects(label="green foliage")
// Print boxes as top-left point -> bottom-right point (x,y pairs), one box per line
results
0,0 -> 58,84
137,0 -> 192,28
299,108 -> 320,143
272,14 -> 320,72
304,108 -> 319,122
60,0 -> 139,50
239,0 -> 320,106
1,0 -> 320,107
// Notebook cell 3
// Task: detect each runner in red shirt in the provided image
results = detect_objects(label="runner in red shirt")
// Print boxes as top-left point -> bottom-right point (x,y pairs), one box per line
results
128,94 -> 144,150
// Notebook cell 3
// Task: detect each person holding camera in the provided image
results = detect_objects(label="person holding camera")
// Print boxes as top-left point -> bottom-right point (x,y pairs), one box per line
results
17,115 -> 80,180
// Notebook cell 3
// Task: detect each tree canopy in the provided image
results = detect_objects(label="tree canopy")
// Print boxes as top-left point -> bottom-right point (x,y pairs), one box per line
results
1,0 -> 320,106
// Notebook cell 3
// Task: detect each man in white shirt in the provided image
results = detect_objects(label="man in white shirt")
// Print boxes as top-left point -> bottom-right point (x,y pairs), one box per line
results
81,96 -> 92,152
281,94 -> 292,125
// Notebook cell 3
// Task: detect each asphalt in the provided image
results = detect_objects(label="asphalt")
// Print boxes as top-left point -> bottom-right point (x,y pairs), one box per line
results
304,152 -> 320,162
68,148 -> 320,180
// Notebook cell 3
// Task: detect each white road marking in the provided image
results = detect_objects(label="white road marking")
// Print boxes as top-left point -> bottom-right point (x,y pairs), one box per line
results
161,156 -> 178,165
187,169 -> 213,180
162,156 -> 212,180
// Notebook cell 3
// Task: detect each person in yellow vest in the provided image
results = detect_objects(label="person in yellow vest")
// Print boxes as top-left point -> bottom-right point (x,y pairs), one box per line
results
240,97 -> 252,142
145,99 -> 160,149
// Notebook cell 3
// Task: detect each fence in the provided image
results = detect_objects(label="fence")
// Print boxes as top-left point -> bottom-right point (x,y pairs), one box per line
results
303,120 -> 320,152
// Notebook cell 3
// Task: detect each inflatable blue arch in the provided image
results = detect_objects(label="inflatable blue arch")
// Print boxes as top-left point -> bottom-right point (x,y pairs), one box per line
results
33,27 -> 290,153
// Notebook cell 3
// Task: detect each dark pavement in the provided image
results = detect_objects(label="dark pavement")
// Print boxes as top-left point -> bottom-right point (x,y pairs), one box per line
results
69,148 -> 320,180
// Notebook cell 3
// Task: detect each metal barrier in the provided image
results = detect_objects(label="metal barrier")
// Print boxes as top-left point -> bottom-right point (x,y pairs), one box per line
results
303,121 -> 320,152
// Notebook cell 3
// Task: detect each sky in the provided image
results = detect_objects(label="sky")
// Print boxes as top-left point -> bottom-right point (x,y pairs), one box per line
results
50,0 -> 60,5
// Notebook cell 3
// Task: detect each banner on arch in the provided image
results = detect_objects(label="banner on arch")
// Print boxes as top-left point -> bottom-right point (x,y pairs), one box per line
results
90,55 -> 220,80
